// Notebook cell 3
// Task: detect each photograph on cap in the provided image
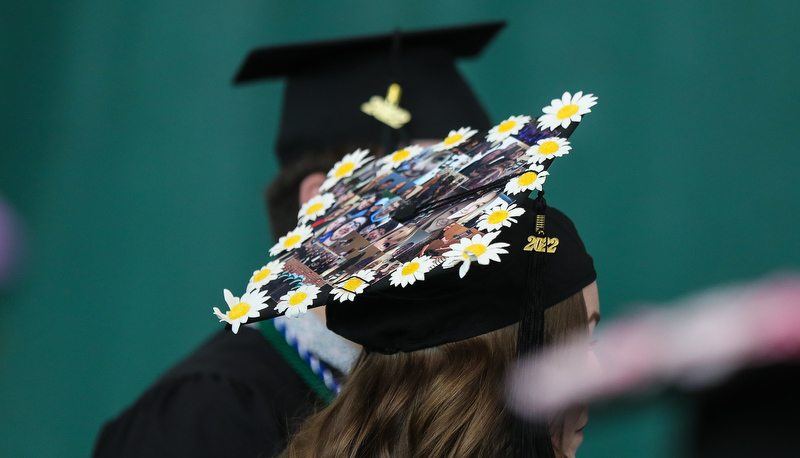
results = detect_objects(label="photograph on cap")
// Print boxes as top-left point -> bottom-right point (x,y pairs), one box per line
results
459,138 -> 530,190
371,223 -> 418,253
383,228 -> 435,264
367,195 -> 400,223
419,222 -> 481,258
458,136 -> 521,171
359,198 -> 388,223
414,198 -> 475,234
293,239 -> 342,275
323,233 -> 385,282
438,144 -> 483,171
360,172 -> 419,197
266,257 -> 328,303
447,189 -> 501,224
315,214 -> 351,243
371,199 -> 403,221
411,167 -> 469,207
344,192 -> 381,219
395,147 -> 453,182
317,206 -> 347,235
358,215 -> 400,240
323,216 -> 369,253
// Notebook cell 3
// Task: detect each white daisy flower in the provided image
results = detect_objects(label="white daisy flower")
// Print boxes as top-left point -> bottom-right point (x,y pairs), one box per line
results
276,285 -> 320,318
504,164 -> 549,195
476,202 -> 526,232
378,145 -> 424,173
319,148 -> 373,192
330,269 -> 377,302
247,259 -> 285,291
537,91 -> 598,131
527,137 -> 572,164
433,127 -> 478,152
297,193 -> 336,223
486,115 -> 531,143
390,256 -> 436,287
213,288 -> 270,334
269,224 -> 313,256
442,232 -> 510,278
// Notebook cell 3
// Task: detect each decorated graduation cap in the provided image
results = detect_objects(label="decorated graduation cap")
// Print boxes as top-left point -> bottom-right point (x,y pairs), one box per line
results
217,91 -> 599,334
233,21 -> 503,166
215,91 -> 598,458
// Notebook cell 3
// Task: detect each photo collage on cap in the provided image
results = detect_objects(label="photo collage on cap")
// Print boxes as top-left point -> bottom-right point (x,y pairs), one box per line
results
214,92 -> 598,329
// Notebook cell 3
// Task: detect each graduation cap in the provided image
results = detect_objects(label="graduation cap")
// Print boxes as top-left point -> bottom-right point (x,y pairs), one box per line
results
214,90 -> 598,457
215,90 -> 600,337
234,22 -> 504,166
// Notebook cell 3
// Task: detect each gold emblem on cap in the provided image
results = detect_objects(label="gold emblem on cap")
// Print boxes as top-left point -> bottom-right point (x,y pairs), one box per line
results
523,236 -> 559,253
523,212 -> 558,253
361,83 -> 412,129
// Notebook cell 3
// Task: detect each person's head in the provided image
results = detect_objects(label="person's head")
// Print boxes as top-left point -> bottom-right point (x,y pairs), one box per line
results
330,217 -> 366,241
240,23 -> 502,239
323,205 -> 350,223
283,281 -> 599,458
356,193 -> 379,211
365,226 -> 387,242
368,202 -> 385,214
373,225 -> 415,250
276,203 -> 597,458
373,200 -> 402,221
321,214 -> 349,236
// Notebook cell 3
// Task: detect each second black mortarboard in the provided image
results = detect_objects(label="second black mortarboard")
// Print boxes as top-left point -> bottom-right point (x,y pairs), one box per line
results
234,22 -> 505,166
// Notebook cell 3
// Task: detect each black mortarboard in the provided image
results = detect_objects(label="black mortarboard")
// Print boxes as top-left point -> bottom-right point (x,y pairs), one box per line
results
215,91 -> 599,458
217,90 -> 599,336
234,22 -> 504,166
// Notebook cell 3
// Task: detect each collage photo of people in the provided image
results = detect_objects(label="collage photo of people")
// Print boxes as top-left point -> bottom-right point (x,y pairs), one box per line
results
263,118 -> 574,310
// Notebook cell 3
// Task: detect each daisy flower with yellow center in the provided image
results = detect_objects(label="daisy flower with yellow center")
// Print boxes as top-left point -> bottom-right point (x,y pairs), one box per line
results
248,259 -> 285,291
297,193 -> 335,223
276,285 -> 320,318
213,288 -> 270,334
476,202 -> 526,232
527,137 -> 571,164
331,269 -> 377,302
486,115 -> 531,143
378,145 -> 424,173
442,232 -> 510,278
504,163 -> 549,196
433,127 -> 478,152
390,256 -> 436,287
319,148 -> 373,192
537,91 -> 598,131
269,224 -> 313,256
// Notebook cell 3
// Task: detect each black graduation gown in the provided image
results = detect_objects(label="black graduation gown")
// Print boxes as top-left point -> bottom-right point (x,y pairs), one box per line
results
93,326 -> 323,458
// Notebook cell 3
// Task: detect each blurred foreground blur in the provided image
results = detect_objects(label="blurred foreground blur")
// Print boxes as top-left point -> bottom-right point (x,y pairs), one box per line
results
509,274 -> 800,457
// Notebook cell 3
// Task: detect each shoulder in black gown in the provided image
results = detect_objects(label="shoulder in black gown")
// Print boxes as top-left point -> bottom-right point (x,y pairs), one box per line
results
93,326 -> 323,458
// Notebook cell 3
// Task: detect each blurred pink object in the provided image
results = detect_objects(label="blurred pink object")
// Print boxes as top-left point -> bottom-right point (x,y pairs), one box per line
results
0,195 -> 24,289
508,275 -> 800,419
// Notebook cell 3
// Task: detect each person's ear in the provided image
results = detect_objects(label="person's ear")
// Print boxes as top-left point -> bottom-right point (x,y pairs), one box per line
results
299,172 -> 327,205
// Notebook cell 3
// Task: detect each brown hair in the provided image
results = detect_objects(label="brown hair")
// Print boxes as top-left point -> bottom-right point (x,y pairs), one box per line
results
544,290 -> 590,458
281,290 -> 589,458
265,143 -> 382,240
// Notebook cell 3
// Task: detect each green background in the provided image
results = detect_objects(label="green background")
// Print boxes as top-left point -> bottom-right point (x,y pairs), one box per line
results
2,1 -> 799,456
